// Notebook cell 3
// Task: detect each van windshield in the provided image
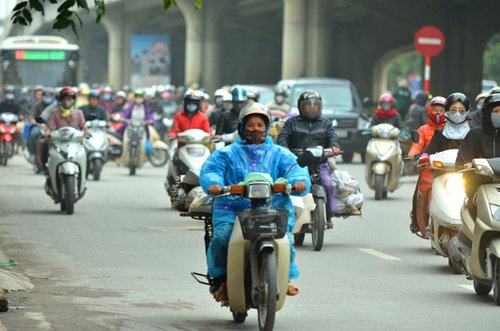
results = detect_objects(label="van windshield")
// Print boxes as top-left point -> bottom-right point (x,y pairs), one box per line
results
291,84 -> 354,110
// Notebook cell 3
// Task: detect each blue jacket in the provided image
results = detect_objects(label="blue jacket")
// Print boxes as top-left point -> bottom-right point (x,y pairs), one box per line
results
201,136 -> 311,194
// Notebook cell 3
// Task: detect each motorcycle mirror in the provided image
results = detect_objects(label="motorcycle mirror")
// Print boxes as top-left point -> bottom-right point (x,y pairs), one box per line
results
35,116 -> 45,124
296,150 -> 315,168
410,130 -> 419,143
362,97 -> 374,109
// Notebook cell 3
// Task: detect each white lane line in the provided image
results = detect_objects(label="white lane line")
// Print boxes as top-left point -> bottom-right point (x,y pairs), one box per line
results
24,312 -> 51,330
457,284 -> 475,292
358,248 -> 402,261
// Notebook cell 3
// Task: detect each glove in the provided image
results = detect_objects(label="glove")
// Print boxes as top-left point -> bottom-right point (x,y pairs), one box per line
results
418,153 -> 429,165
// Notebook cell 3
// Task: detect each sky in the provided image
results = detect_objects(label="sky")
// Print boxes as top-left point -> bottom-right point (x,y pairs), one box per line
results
0,0 -> 16,20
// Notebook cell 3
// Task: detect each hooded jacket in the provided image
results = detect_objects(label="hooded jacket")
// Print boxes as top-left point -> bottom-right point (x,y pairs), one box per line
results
408,104 -> 446,155
406,92 -> 428,131
456,102 -> 500,166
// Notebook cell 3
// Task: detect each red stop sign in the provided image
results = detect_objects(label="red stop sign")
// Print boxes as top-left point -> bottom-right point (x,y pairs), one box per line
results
414,26 -> 445,57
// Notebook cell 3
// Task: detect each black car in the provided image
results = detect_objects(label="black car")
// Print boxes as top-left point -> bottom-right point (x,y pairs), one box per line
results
276,77 -> 370,163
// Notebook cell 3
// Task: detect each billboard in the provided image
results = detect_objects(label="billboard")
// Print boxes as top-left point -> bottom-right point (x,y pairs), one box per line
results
130,34 -> 171,89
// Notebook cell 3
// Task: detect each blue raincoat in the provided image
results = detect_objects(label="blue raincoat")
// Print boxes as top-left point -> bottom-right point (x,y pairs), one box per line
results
200,136 -> 311,280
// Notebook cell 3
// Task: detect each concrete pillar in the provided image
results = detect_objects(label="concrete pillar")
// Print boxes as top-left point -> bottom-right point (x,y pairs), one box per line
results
102,5 -> 128,89
201,2 -> 222,93
305,0 -> 330,76
282,0 -> 306,78
177,2 -> 203,87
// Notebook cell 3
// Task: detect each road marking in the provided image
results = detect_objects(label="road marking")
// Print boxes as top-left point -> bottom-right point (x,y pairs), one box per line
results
358,248 -> 402,261
24,312 -> 51,330
457,284 -> 475,292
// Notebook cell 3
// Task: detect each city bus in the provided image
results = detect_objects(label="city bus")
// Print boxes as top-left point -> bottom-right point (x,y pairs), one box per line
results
0,35 -> 79,87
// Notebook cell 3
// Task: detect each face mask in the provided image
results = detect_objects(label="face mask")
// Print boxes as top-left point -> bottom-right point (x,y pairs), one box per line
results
491,114 -> 500,128
43,97 -> 53,104
243,130 -> 267,144
477,104 -> 483,111
135,97 -> 144,105
214,97 -> 223,107
103,94 -> 112,101
275,95 -> 285,104
5,93 -> 14,101
185,103 -> 198,113
61,99 -> 74,109
446,112 -> 467,124
381,104 -> 392,111
430,113 -> 445,125
222,102 -> 232,111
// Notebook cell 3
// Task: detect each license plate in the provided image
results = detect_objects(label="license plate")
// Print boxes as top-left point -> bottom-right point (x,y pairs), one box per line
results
336,130 -> 348,138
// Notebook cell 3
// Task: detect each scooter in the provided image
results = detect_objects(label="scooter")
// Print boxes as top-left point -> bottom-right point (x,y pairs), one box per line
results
148,126 -> 169,167
45,126 -> 87,215
292,146 -> 337,251
165,129 -> 212,193
83,119 -> 109,180
449,157 -> 500,304
424,149 -> 465,273
188,173 -> 292,330
121,118 -> 148,176
0,112 -> 19,166
364,123 -> 403,200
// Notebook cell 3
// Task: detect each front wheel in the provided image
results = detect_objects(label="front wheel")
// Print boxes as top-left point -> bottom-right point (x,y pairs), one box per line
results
374,174 -> 385,200
92,159 -> 103,180
493,258 -> 500,305
474,279 -> 492,296
258,250 -> 277,331
0,141 -> 8,166
232,311 -> 247,324
148,148 -> 168,167
311,197 -> 326,251
63,175 -> 75,215
129,145 -> 137,176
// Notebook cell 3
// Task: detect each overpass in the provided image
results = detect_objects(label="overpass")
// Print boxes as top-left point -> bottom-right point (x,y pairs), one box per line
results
5,0 -> 500,99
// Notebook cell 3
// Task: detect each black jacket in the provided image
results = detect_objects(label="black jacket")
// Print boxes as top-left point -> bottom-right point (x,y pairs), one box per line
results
217,108 -> 239,135
277,116 -> 340,150
424,129 -> 462,155
456,104 -> 500,166
79,104 -> 107,121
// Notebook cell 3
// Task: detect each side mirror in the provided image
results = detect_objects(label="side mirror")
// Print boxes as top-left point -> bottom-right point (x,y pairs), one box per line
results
296,150 -> 315,168
410,130 -> 419,143
362,97 -> 374,109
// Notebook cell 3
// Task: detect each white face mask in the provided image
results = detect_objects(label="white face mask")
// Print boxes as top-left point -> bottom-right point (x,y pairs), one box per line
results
491,113 -> 500,128
381,104 -> 392,111
275,95 -> 285,104
135,97 -> 144,105
61,99 -> 74,109
446,112 -> 467,124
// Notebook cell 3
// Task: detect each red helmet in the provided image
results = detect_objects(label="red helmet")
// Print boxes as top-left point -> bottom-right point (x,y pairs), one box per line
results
59,87 -> 76,101
379,92 -> 395,105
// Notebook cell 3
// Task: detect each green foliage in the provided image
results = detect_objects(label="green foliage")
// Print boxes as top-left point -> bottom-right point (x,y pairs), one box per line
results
386,51 -> 422,91
11,0 -> 203,36
484,33 -> 500,84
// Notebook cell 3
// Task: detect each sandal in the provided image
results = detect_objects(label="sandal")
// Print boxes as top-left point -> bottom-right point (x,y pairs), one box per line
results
287,283 -> 299,296
211,282 -> 228,302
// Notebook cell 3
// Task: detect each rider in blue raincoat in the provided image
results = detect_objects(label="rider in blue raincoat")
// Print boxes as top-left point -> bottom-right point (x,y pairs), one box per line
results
200,102 -> 311,301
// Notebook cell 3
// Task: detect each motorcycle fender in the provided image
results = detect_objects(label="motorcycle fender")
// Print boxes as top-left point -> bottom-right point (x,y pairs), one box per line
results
310,184 -> 326,198
59,162 -> 80,175
372,162 -> 390,175
227,219 -> 250,313
152,140 -> 168,150
87,151 -> 104,161
1,134 -> 13,142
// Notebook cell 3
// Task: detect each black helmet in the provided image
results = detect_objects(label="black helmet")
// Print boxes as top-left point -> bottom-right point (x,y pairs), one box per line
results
483,93 -> 500,111
414,91 -> 429,106
297,90 -> 322,120
445,92 -> 469,112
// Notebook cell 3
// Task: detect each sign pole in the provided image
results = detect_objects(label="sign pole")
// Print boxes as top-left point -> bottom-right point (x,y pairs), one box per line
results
424,56 -> 431,92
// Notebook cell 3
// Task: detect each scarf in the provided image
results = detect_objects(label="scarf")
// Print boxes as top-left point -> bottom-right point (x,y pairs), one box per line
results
442,121 -> 470,140
374,107 -> 398,120
60,107 -> 73,118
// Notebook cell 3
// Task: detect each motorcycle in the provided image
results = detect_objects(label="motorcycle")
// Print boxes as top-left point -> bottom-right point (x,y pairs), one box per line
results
45,126 -> 87,215
0,112 -> 19,166
423,150 -> 465,273
364,123 -> 403,200
188,173 -> 292,330
83,119 -> 109,180
148,126 -> 169,167
165,129 -> 212,192
449,157 -> 500,304
121,118 -> 148,176
292,146 -> 337,251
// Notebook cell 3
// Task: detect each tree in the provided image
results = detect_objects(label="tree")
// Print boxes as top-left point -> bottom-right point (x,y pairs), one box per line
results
10,0 -> 203,35
484,33 -> 500,85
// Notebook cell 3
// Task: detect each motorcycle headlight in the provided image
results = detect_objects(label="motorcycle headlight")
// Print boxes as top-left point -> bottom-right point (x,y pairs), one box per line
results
490,204 -> 500,222
444,177 -> 463,194
476,164 -> 494,177
186,147 -> 206,157
248,183 -> 271,199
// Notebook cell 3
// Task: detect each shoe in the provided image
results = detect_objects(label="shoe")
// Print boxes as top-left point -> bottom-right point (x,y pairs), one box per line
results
210,282 -> 227,302
326,220 -> 333,229
287,283 -> 299,296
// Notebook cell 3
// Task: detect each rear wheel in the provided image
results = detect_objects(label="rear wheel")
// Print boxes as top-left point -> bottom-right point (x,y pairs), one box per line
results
148,148 -> 168,167
257,251 -> 277,331
232,311 -> 247,324
294,233 -> 305,246
474,279 -> 492,296
63,175 -> 75,215
92,159 -> 103,180
374,174 -> 384,200
311,197 -> 326,251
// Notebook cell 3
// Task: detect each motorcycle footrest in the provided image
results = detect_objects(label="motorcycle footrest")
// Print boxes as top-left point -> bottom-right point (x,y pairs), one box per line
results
191,272 -> 211,286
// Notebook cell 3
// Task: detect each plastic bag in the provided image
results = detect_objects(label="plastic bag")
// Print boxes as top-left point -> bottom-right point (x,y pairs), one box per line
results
330,170 -> 363,214
188,189 -> 213,214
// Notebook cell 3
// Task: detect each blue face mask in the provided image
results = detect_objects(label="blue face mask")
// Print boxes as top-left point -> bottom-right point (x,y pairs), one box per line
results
103,94 -> 112,101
